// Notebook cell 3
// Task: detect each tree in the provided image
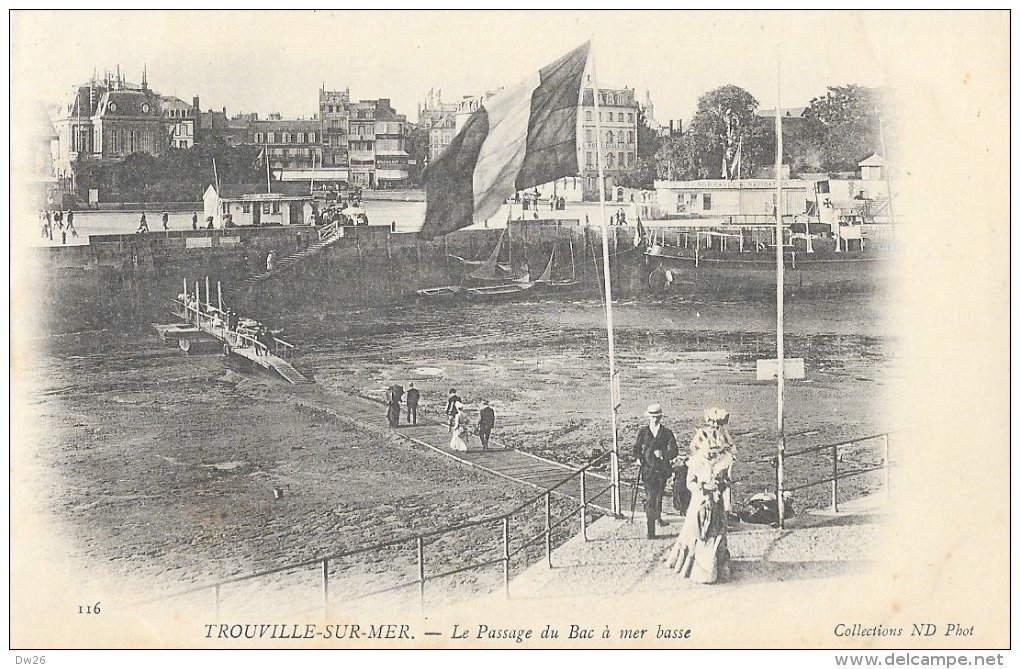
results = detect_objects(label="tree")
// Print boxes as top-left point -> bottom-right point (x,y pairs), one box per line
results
616,107 -> 663,189
404,125 -> 430,187
803,85 -> 882,173
654,132 -> 698,180
686,85 -> 770,179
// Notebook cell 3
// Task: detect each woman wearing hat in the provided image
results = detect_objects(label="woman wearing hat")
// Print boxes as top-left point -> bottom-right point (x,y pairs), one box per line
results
664,407 -> 735,583
632,403 -> 679,539
449,401 -> 471,452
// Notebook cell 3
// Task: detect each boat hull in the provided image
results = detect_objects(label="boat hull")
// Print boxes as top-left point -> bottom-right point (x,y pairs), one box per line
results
644,247 -> 893,297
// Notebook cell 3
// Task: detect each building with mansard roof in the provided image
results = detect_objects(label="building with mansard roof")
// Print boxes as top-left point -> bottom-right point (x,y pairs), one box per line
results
52,69 -> 165,186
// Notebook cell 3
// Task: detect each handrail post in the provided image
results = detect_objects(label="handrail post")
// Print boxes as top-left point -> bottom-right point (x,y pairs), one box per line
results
321,558 -> 329,617
416,537 -> 425,615
502,518 -> 510,599
776,444 -> 785,530
579,472 -> 588,542
883,434 -> 891,499
831,444 -> 839,513
544,492 -> 552,569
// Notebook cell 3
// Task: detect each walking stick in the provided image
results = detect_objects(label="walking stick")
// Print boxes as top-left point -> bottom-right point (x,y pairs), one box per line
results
629,468 -> 640,523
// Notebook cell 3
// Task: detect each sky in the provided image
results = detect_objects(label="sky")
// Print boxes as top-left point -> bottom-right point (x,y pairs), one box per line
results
11,10 -> 997,125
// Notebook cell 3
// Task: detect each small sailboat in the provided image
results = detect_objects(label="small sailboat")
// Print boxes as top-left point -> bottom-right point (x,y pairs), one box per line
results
534,238 -> 580,290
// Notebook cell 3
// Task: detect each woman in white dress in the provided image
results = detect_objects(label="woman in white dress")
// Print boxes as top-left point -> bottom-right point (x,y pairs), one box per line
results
664,407 -> 736,583
449,402 -> 470,451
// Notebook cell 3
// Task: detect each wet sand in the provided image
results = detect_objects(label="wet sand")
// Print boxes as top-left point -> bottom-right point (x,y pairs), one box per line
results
21,292 -> 894,610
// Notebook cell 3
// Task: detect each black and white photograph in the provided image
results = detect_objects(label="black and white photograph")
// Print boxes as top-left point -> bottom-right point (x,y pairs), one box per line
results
8,9 -> 1010,660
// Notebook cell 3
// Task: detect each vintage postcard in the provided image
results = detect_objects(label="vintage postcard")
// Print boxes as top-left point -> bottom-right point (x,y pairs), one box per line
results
8,9 -> 1010,657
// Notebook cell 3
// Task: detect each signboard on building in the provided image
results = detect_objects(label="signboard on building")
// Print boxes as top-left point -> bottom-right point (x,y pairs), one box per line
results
88,189 -> 99,206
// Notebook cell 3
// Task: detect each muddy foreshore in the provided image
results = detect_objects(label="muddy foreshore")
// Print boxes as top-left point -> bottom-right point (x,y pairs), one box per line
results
20,292 -> 894,609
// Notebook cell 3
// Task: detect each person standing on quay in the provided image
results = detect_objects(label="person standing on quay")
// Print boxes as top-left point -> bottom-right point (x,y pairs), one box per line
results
386,384 -> 404,428
478,400 -> 495,449
192,212 -> 198,230
633,403 -> 679,539
137,212 -> 149,233
663,407 -> 735,583
66,210 -> 78,237
162,211 -> 170,231
405,383 -> 420,426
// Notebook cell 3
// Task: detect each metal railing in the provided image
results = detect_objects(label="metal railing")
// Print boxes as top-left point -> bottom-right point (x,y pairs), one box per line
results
172,298 -> 296,359
147,451 -> 614,617
316,220 -> 340,242
780,432 -> 893,514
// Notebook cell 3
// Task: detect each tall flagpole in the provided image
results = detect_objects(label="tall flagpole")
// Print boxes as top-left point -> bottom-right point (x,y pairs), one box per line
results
775,49 -> 787,530
591,38 -> 621,516
265,144 -> 272,194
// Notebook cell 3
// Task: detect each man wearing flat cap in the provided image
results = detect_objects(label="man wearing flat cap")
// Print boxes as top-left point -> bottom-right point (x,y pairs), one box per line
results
633,403 -> 679,539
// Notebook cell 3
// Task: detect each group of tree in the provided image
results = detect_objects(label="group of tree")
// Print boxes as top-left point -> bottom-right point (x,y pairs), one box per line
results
645,82 -> 893,186
73,139 -> 264,203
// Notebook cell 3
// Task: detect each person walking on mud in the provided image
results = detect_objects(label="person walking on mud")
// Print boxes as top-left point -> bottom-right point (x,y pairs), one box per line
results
405,383 -> 420,426
478,400 -> 495,449
633,403 -> 679,539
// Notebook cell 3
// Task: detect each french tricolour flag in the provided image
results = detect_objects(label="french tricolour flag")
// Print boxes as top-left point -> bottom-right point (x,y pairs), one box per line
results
419,42 -> 590,239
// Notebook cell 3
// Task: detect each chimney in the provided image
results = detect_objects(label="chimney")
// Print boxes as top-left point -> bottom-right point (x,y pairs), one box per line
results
193,96 -> 200,110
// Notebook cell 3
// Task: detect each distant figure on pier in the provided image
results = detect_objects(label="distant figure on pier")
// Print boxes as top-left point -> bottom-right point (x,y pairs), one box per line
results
206,216 -> 214,229
385,384 -> 404,428
266,251 -> 276,272
137,213 -> 149,233
54,210 -> 63,230
477,400 -> 495,449
633,403 -> 679,539
663,407 -> 735,583
192,213 -> 198,230
449,402 -> 469,451
162,211 -> 170,231
445,388 -> 462,433
66,211 -> 78,237
405,383 -> 420,426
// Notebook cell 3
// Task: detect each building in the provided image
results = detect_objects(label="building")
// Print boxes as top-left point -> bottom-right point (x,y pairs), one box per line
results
427,113 -> 457,162
641,89 -> 680,139
346,98 -> 410,189
203,182 -> 314,229
52,68 -> 165,183
580,83 -> 640,199
250,118 -> 321,172
160,95 -> 196,149
319,88 -> 350,171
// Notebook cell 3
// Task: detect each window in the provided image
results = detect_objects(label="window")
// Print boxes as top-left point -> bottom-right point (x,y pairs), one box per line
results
618,112 -> 623,122
627,152 -> 633,167
267,132 -> 275,143
628,131 -> 634,143
308,132 -> 315,143
222,202 -> 228,214
272,202 -> 281,214
585,151 -> 593,168
585,110 -> 592,121
585,129 -> 592,143
618,152 -> 624,167
606,153 -> 615,168
242,203 -> 251,214
297,132 -> 305,143
628,113 -> 634,123
606,130 -> 614,145
703,193 -> 712,211
262,203 -> 271,214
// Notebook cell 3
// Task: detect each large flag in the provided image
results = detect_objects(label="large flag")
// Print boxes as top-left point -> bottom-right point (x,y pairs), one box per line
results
419,42 -> 590,239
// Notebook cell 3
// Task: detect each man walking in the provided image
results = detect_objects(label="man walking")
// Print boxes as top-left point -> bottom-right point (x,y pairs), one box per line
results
478,400 -> 495,449
633,403 -> 679,539
405,383 -> 420,426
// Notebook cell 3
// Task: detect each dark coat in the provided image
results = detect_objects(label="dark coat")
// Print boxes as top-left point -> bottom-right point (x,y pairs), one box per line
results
405,388 -> 420,406
479,406 -> 495,428
633,424 -> 678,485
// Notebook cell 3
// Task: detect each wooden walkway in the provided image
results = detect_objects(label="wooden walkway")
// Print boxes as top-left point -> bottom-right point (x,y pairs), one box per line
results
288,388 -> 637,516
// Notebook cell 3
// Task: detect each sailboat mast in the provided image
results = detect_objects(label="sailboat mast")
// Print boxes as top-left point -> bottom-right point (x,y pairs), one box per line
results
591,39 -> 621,515
775,51 -> 787,529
